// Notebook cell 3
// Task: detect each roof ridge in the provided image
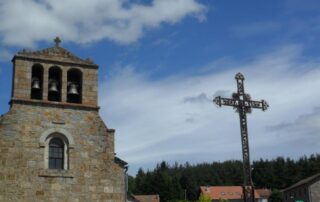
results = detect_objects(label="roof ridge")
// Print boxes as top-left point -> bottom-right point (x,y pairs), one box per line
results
16,45 -> 96,66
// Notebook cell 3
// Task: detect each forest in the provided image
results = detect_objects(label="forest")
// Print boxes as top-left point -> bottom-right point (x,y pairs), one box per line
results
128,154 -> 320,202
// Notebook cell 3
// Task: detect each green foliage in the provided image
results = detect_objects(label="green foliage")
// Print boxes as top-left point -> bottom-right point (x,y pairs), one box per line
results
252,154 -> 320,189
269,189 -> 283,202
129,154 -> 320,202
197,193 -> 211,202
127,175 -> 135,195
219,198 -> 229,202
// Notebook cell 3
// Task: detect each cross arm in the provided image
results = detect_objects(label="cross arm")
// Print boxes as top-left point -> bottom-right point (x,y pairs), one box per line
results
245,100 -> 269,111
214,96 -> 239,107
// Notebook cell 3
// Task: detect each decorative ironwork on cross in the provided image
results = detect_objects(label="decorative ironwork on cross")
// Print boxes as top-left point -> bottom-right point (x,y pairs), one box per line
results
54,37 -> 61,47
213,72 -> 269,202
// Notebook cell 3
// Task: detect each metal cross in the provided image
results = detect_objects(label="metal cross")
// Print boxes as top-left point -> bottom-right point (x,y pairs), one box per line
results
54,37 -> 61,47
213,72 -> 269,202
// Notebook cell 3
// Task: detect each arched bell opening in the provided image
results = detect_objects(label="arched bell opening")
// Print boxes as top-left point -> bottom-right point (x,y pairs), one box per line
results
48,66 -> 62,102
31,64 -> 44,100
67,69 -> 82,104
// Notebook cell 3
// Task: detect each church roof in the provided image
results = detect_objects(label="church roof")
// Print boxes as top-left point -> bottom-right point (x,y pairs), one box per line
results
13,37 -> 97,67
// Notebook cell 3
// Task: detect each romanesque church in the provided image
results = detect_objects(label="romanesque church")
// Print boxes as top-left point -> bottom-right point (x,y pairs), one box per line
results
0,38 -> 127,202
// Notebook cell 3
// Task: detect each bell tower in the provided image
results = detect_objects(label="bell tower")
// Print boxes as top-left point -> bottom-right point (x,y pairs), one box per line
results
0,38 -> 127,202
11,37 -> 98,109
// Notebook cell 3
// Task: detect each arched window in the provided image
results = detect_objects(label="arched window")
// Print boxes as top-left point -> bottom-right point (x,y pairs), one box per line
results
67,68 -> 82,103
31,64 -> 43,100
48,66 -> 62,101
40,129 -> 74,170
49,138 -> 64,169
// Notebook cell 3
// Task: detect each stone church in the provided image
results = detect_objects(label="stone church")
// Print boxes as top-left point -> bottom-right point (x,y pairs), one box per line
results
0,38 -> 127,202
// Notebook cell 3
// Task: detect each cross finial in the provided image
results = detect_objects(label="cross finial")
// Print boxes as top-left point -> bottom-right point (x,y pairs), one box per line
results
54,37 -> 61,47
235,72 -> 245,80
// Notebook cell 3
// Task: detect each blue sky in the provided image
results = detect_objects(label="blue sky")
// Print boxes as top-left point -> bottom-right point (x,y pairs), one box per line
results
1,0 -> 320,175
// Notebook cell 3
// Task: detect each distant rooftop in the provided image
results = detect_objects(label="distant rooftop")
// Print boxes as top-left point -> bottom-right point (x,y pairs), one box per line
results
200,186 -> 261,200
131,195 -> 160,202
256,188 -> 271,198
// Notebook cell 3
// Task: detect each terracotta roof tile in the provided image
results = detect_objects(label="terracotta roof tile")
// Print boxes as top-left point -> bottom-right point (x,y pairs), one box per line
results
200,186 -> 261,200
133,195 -> 160,202
256,188 -> 271,198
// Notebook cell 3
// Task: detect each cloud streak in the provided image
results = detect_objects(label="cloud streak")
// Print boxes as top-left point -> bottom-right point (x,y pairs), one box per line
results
183,93 -> 211,104
267,107 -> 320,136
231,21 -> 282,38
99,45 -> 320,174
0,0 -> 206,47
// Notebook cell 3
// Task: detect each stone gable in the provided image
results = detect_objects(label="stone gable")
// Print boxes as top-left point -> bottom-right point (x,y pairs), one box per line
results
0,40 -> 127,202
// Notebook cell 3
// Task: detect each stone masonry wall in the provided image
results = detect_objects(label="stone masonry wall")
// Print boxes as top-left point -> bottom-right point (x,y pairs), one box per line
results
310,180 -> 320,202
0,103 -> 125,202
13,58 -> 98,107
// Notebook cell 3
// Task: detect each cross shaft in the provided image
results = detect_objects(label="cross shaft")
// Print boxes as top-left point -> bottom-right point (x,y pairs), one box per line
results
213,73 -> 269,202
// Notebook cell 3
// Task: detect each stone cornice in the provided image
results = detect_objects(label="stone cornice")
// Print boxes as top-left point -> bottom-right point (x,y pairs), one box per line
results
13,46 -> 98,69
13,55 -> 98,69
10,98 -> 100,111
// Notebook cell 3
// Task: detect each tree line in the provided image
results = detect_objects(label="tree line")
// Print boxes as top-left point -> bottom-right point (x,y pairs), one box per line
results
128,154 -> 320,202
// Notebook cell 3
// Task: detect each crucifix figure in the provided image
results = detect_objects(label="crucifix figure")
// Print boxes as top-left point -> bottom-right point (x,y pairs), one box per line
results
213,72 -> 269,202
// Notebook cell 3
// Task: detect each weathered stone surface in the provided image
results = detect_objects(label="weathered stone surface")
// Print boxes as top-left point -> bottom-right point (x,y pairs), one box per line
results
310,180 -> 320,201
0,43 -> 126,202
12,56 -> 98,107
0,99 -> 126,202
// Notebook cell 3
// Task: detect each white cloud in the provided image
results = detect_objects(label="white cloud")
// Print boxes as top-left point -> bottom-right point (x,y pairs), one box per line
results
267,107 -> 320,139
0,0 -> 206,47
99,45 -> 320,174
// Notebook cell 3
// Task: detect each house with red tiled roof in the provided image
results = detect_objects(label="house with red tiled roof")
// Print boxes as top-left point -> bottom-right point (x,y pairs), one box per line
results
128,194 -> 160,202
255,189 -> 271,202
200,186 -> 266,202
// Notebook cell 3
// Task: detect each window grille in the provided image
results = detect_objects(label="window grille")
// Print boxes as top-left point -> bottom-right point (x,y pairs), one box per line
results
49,138 -> 64,169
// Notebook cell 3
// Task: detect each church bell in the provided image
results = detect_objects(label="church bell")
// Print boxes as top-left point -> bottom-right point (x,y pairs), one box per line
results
49,79 -> 59,92
31,78 -> 41,89
67,83 -> 79,95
